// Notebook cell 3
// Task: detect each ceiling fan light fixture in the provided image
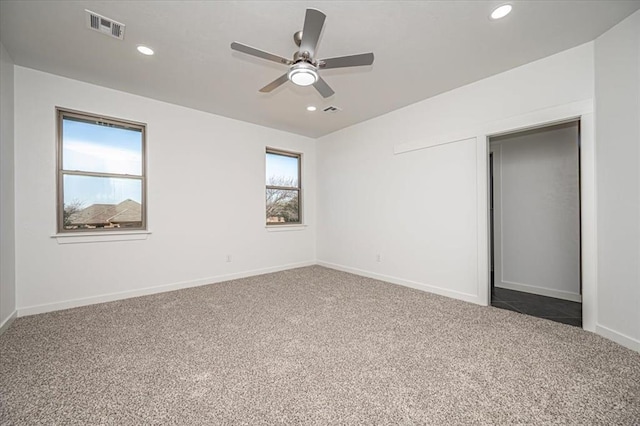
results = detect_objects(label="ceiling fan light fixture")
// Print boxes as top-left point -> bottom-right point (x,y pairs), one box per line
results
288,62 -> 318,86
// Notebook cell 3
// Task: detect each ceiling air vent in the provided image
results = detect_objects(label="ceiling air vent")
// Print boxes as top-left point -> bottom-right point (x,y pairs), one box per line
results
323,106 -> 341,113
85,10 -> 125,40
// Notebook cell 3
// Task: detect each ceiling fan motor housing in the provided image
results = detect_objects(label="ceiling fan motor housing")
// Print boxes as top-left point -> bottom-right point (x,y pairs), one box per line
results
293,50 -> 315,64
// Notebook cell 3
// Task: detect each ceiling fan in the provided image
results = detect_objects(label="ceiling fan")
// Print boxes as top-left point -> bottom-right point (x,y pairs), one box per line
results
230,8 -> 374,98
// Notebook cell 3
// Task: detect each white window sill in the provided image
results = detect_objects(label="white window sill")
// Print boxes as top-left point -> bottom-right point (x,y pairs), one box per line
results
265,224 -> 307,232
52,230 -> 151,244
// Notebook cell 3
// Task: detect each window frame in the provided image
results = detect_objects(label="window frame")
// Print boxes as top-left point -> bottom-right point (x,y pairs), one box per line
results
265,148 -> 302,226
56,107 -> 147,234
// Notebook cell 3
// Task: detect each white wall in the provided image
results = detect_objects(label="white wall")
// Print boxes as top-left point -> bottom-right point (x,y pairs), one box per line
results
0,42 -> 16,331
14,67 -> 316,314
317,42 -> 594,306
491,122 -> 581,302
594,10 -> 640,350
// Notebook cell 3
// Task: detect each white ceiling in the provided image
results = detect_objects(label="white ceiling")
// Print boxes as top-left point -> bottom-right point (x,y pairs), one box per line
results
1,1 -> 638,138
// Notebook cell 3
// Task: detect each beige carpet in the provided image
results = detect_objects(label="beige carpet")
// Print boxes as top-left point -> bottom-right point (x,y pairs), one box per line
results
1,266 -> 639,425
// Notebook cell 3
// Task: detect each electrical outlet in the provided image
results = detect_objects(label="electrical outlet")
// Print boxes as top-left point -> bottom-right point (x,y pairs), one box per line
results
376,254 -> 381,262
226,255 -> 232,262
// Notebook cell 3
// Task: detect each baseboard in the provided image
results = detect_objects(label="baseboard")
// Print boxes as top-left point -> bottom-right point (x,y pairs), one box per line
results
17,261 -> 316,317
497,280 -> 582,302
596,324 -> 640,352
317,261 -> 481,305
0,310 -> 17,335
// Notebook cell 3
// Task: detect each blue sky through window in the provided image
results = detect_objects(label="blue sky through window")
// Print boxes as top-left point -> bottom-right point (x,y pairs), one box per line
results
62,118 -> 143,207
63,175 -> 141,207
266,152 -> 299,186
63,119 -> 142,175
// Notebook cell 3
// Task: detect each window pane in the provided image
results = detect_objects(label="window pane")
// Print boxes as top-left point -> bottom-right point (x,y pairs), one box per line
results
266,189 -> 299,223
62,117 -> 143,175
266,152 -> 298,187
63,174 -> 142,229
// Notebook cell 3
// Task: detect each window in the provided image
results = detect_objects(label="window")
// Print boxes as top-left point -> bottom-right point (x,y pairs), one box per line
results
57,108 -> 146,232
266,149 -> 301,225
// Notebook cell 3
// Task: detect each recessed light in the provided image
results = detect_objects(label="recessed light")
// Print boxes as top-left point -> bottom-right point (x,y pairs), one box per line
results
306,106 -> 317,112
137,45 -> 154,56
490,4 -> 512,20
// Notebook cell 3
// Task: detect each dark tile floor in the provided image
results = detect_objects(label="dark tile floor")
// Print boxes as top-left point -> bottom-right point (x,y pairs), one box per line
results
491,287 -> 582,327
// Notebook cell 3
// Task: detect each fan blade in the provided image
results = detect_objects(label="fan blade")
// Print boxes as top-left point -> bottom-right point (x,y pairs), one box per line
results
231,42 -> 292,65
259,73 -> 289,93
300,9 -> 326,58
319,53 -> 374,69
313,77 -> 334,98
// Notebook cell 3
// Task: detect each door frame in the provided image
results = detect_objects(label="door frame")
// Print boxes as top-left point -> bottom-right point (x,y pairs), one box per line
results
488,120 -> 582,303
475,100 -> 596,331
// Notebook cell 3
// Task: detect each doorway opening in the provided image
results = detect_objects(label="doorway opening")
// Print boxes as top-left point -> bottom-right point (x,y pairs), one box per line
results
488,120 -> 582,327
